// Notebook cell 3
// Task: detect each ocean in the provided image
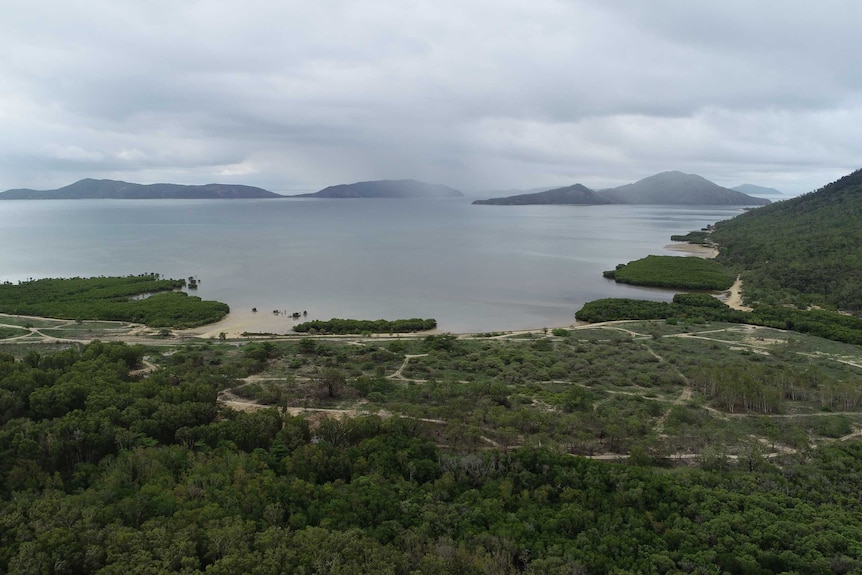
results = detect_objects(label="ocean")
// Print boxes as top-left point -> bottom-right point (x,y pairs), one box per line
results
0,198 -> 746,333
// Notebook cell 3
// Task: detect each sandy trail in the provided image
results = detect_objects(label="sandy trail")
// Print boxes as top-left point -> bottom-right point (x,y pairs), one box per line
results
724,276 -> 752,311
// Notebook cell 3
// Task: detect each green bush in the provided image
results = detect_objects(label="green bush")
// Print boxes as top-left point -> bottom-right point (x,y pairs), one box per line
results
294,318 -> 437,334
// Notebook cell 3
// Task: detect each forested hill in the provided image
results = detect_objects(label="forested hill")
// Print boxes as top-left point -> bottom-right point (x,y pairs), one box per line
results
297,179 -> 464,198
711,168 -> 862,312
0,179 -> 282,199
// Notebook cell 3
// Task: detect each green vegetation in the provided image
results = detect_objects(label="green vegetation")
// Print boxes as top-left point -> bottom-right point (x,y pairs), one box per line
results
576,294 -> 862,344
710,168 -> 862,312
588,169 -> 862,341
2,331 -> 862,573
0,275 -> 229,328
0,326 -> 29,340
293,317 -> 437,334
3,169 -> 862,573
670,230 -> 711,244
604,254 -> 735,290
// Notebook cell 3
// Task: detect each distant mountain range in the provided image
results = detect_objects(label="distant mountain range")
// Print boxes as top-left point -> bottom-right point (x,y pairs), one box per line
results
731,184 -> 784,196
2,174 -> 774,204
474,172 -> 771,206
0,179 -> 281,200
294,179 -> 464,199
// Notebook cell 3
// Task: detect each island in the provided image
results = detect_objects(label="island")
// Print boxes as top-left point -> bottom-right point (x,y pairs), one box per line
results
294,179 -> 464,198
473,183 -> 612,205
0,178 -> 282,199
473,171 -> 771,206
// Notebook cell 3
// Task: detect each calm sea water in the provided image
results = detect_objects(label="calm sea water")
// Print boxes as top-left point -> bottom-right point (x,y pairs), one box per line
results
0,198 -> 745,332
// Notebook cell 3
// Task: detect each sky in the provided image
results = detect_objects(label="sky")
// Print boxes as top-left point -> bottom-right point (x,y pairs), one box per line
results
1,1 -> 860,196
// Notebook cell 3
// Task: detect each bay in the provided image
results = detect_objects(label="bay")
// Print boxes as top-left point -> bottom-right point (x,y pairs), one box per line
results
0,198 -> 745,333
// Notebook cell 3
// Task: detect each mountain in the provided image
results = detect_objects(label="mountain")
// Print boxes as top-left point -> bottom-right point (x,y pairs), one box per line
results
0,179 -> 281,199
731,183 -> 783,196
297,179 -> 463,198
598,171 -> 770,205
472,172 -> 770,206
711,168 -> 862,312
472,184 -> 612,205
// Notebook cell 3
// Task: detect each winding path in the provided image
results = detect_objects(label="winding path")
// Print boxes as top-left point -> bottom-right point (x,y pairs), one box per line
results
387,354 -> 428,380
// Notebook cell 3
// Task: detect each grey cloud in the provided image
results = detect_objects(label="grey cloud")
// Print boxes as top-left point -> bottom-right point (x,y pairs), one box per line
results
0,0 -> 860,195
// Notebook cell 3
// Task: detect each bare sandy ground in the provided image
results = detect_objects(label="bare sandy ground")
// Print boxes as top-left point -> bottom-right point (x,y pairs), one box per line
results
664,243 -> 719,258
723,276 -> 752,311
181,310 -> 304,339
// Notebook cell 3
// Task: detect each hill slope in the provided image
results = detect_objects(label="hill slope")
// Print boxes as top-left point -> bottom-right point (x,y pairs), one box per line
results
297,179 -> 463,198
711,168 -> 862,312
599,171 -> 770,205
472,183 -> 612,205
0,179 -> 281,199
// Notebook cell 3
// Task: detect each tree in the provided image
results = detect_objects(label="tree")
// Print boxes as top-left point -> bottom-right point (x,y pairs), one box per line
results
320,368 -> 346,399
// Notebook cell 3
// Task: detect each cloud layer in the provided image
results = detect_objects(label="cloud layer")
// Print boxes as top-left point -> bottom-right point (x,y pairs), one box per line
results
2,1 -> 860,195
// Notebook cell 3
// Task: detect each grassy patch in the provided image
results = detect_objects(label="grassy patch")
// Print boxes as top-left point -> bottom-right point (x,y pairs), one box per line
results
0,326 -> 29,339
0,315 -> 66,328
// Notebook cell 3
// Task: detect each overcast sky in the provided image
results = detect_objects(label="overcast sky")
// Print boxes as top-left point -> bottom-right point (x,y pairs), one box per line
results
1,1 -> 860,196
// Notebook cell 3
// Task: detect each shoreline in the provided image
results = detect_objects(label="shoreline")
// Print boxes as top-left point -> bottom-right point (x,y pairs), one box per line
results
1,243 -> 725,341
181,310 -> 582,340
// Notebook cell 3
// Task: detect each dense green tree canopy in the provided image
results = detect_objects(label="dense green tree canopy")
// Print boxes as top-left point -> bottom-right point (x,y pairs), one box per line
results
2,340 -> 862,573
293,317 -> 437,334
0,275 -> 229,328
604,255 -> 735,290
711,168 -> 862,312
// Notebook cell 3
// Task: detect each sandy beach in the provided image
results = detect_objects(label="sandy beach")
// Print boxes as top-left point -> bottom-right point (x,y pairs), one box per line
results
663,242 -> 719,259
182,309 -> 308,339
